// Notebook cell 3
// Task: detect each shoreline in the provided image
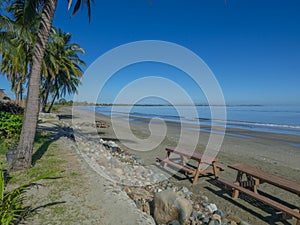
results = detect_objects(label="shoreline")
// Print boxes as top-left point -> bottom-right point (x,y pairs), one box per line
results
90,110 -> 300,169
78,105 -> 300,137
71,107 -> 300,224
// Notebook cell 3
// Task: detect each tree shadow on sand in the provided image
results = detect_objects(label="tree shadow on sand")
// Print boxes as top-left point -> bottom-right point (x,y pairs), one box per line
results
32,124 -> 74,166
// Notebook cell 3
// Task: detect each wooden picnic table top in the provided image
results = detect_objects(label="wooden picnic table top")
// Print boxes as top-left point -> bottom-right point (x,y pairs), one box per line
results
165,147 -> 218,163
228,163 -> 300,196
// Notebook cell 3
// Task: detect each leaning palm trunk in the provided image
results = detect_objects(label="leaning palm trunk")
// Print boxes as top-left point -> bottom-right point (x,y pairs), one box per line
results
47,89 -> 59,113
11,0 -> 58,171
41,79 -> 52,113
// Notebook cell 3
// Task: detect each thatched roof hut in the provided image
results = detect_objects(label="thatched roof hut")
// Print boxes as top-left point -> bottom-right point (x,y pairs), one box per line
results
0,89 -> 11,102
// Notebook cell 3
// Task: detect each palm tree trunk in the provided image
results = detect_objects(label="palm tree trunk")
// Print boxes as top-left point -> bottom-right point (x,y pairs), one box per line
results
41,78 -> 52,112
10,0 -> 58,171
47,89 -> 59,113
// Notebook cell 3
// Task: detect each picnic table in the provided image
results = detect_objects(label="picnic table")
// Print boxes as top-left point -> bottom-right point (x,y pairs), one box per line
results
156,147 -> 225,184
218,163 -> 300,224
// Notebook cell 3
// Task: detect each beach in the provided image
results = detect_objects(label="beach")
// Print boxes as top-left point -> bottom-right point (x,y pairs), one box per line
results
78,107 -> 300,225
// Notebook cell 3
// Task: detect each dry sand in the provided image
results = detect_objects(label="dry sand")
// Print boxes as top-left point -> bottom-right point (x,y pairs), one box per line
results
80,107 -> 300,225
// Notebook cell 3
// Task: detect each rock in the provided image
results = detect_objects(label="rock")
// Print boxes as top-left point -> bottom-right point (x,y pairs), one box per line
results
142,200 -> 151,215
154,190 -> 193,224
213,209 -> 224,219
202,216 -> 210,224
194,204 -> 200,210
210,214 -> 221,224
191,210 -> 199,219
113,168 -> 124,175
239,221 -> 250,225
179,186 -> 193,199
126,187 -> 152,202
208,219 -> 220,225
133,156 -> 145,165
197,213 -> 206,220
201,195 -> 209,203
205,203 -> 218,213
167,220 -> 181,225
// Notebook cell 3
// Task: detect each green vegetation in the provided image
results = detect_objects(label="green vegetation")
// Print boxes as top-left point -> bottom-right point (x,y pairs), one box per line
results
0,0 -> 90,170
0,168 -> 61,225
0,112 -> 23,140
0,130 -> 63,224
40,27 -> 85,113
0,111 -> 23,157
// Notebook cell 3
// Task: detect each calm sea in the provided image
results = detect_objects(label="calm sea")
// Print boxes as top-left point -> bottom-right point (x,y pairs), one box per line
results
89,105 -> 300,137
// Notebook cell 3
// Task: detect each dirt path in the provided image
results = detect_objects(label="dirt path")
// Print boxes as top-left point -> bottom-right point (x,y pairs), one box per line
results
25,112 -> 154,225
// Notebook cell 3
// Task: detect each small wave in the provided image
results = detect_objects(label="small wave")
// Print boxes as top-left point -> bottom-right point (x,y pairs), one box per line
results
227,120 -> 300,129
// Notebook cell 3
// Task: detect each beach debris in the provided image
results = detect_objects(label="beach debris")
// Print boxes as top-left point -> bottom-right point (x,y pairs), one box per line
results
154,190 -> 193,224
95,120 -> 110,128
38,112 -> 59,122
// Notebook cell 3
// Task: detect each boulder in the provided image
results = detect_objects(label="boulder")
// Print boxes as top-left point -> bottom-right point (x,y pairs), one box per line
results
154,190 -> 193,224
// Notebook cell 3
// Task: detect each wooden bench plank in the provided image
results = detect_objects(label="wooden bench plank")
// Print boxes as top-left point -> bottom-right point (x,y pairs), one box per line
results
166,147 -> 217,163
156,157 -> 195,174
216,163 -> 226,171
228,163 -> 300,196
201,162 -> 226,171
218,178 -> 300,220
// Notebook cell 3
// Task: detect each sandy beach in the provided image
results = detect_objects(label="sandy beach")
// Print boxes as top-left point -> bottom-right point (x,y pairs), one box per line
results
73,107 -> 300,225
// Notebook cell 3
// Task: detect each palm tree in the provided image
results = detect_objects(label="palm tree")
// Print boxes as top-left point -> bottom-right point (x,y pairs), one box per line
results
0,0 -> 38,103
0,38 -> 29,102
10,0 -> 93,171
41,27 -> 85,113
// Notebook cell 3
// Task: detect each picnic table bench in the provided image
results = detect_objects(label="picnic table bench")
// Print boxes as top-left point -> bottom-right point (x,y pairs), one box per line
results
218,163 -> 300,224
156,147 -> 225,184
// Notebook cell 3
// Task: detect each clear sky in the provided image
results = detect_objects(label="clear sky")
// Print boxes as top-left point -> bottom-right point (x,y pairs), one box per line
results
1,0 -> 300,105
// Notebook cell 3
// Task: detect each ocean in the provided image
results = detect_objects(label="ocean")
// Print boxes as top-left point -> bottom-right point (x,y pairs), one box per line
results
87,105 -> 300,137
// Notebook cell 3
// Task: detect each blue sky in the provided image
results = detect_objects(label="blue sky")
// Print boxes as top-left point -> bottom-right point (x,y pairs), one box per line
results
1,0 -> 300,105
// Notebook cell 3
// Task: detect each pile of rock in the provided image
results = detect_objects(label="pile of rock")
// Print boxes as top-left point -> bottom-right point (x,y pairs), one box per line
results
73,133 -> 167,186
95,120 -> 110,128
124,184 -> 249,225
69,121 -> 249,225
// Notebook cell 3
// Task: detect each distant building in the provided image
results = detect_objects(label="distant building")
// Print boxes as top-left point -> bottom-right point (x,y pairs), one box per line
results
0,89 -> 11,102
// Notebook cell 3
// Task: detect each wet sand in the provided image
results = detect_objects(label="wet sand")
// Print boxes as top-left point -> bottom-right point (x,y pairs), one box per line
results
89,109 -> 300,225
69,107 -> 300,224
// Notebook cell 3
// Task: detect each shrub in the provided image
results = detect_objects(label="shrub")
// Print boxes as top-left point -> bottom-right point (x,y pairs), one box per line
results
0,102 -> 24,115
0,112 -> 23,141
0,169 -> 62,225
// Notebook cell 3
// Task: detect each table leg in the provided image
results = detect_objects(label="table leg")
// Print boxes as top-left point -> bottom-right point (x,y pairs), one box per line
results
253,178 -> 260,194
163,151 -> 170,168
212,161 -> 218,178
233,171 -> 243,199
193,162 -> 202,184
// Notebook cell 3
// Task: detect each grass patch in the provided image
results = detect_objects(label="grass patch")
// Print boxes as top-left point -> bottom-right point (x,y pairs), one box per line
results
8,131 -> 65,184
